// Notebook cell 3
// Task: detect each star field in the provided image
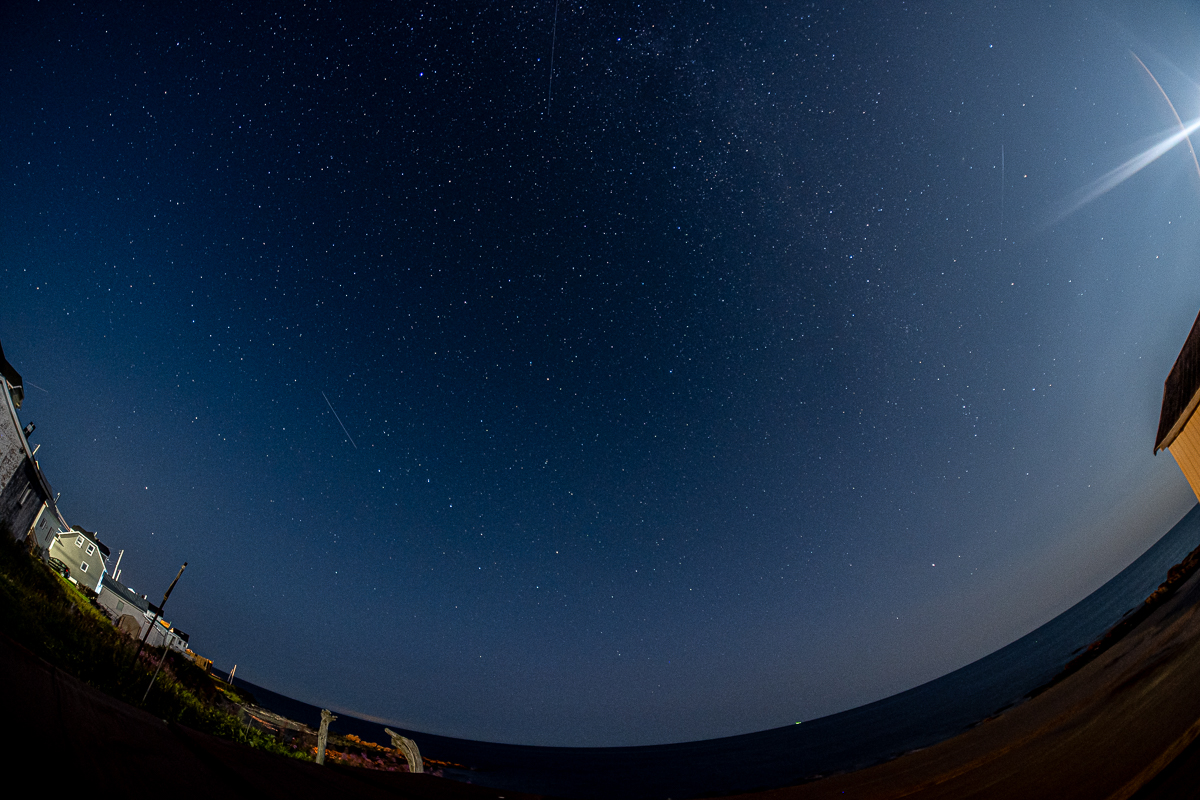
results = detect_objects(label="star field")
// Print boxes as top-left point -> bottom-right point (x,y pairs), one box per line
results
3,0 -> 1200,746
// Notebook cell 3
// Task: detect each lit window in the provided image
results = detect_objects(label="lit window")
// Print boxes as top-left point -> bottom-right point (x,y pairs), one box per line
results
86,544 -> 95,556
79,561 -> 89,573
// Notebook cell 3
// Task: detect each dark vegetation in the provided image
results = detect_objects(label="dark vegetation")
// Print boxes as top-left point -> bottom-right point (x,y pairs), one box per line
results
0,526 -> 308,760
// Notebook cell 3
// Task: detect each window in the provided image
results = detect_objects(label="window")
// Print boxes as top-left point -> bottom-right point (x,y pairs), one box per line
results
86,544 -> 95,556
79,561 -> 88,573
18,487 -> 32,506
75,536 -> 84,548
116,600 -> 124,613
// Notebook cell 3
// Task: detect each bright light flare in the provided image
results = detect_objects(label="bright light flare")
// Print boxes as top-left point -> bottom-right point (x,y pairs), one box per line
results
1049,116 -> 1200,226
1131,52 -> 1200,184
1048,52 -> 1200,227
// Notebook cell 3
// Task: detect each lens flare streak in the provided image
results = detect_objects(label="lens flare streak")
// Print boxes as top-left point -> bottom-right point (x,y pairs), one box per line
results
1051,116 -> 1200,225
1131,51 -> 1200,186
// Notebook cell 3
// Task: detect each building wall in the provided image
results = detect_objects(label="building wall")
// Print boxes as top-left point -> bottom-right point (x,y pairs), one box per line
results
97,586 -> 150,633
0,458 -> 46,542
28,503 -> 61,551
97,577 -> 149,622
49,532 -> 108,592
137,618 -> 186,651
0,376 -> 47,542
1170,416 -> 1200,504
99,575 -> 150,613
0,382 -> 25,497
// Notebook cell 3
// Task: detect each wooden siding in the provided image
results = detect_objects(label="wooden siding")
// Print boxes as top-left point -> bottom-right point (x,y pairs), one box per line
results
1158,309 -> 1200,451
49,532 -> 107,592
1170,415 -> 1200,503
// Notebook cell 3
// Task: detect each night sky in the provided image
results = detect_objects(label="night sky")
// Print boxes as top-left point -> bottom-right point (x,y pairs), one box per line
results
4,0 -> 1200,748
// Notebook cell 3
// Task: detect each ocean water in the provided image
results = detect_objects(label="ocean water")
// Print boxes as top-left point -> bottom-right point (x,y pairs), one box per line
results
225,504 -> 1200,799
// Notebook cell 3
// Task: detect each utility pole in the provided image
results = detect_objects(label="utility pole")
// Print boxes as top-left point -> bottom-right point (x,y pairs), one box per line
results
142,624 -> 178,703
130,562 -> 187,667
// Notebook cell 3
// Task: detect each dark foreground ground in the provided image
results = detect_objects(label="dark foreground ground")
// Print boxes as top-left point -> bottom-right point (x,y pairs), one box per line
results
0,629 -> 551,800
11,560 -> 1200,800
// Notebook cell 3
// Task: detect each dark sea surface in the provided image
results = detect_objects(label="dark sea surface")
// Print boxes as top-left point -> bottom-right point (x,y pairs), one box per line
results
221,504 -> 1200,799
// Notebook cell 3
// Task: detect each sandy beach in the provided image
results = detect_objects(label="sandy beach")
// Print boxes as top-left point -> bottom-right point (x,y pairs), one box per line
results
724,559 -> 1200,800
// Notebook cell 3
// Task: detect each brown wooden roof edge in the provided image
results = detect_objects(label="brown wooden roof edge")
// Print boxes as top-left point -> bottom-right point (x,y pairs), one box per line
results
0,339 -> 23,410
1155,309 -> 1200,453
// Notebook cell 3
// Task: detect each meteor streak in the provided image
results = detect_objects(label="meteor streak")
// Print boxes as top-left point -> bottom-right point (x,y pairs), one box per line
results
546,0 -> 559,117
322,391 -> 358,450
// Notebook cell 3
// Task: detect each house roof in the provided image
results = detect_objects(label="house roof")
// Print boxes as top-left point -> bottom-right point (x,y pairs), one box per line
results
1156,309 -> 1200,453
67,525 -> 111,558
100,574 -> 150,613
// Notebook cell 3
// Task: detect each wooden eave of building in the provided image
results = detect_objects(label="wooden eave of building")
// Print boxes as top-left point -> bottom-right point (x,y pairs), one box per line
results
0,339 -> 23,409
1156,309 -> 1200,453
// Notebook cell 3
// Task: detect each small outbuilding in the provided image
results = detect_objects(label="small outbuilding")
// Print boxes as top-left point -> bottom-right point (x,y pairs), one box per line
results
97,573 -> 151,621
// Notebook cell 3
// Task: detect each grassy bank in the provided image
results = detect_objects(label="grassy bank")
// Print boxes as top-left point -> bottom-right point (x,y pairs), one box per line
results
0,530 -> 308,760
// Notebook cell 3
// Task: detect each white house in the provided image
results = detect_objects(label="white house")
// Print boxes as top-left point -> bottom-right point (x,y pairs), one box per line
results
49,526 -> 111,592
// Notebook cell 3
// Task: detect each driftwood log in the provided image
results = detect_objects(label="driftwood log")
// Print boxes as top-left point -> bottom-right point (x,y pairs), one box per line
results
384,728 -> 424,773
